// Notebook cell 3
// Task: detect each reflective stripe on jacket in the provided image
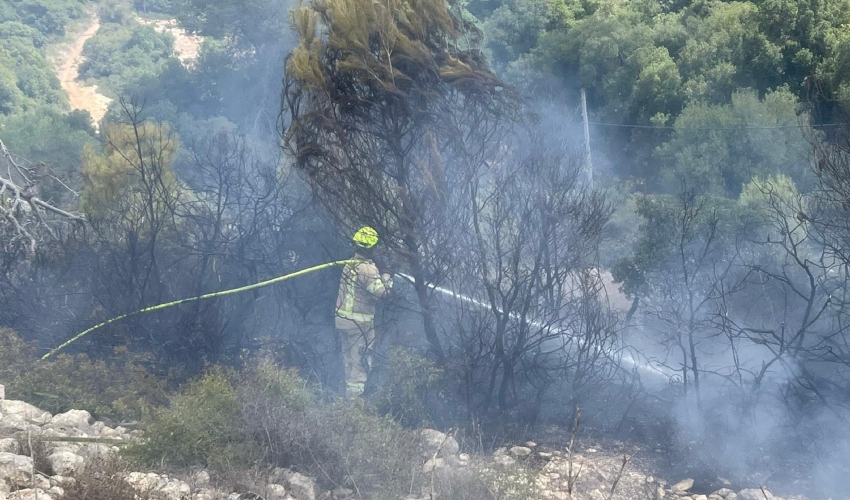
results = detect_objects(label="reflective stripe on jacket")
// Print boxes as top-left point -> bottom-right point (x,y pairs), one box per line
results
335,256 -> 391,323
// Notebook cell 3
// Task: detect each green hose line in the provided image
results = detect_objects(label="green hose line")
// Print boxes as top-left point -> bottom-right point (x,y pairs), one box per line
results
42,259 -> 363,360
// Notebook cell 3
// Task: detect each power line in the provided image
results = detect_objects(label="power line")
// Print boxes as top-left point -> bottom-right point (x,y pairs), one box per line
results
587,121 -> 843,131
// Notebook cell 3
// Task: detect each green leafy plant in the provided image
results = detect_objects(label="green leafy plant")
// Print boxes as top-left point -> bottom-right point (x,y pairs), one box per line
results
126,367 -> 250,468
374,347 -> 445,427
0,328 -> 168,421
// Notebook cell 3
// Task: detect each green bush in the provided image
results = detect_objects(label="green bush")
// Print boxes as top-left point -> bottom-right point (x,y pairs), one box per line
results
126,368 -> 250,468
5,0 -> 87,37
79,22 -> 175,96
0,32 -> 67,109
132,358 -> 425,498
373,347 -> 444,427
0,328 -> 168,421
237,359 -> 425,498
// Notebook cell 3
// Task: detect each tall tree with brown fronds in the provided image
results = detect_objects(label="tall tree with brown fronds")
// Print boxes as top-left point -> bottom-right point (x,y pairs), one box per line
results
281,0 -> 516,363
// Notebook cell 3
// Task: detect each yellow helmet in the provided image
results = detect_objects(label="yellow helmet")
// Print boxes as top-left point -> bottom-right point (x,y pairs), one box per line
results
352,226 -> 379,249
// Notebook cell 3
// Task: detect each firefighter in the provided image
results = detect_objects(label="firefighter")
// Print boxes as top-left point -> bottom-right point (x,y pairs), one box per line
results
335,226 -> 393,397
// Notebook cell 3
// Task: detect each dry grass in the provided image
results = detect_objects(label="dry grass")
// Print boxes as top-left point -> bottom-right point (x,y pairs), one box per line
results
14,435 -> 54,477
63,455 -> 162,500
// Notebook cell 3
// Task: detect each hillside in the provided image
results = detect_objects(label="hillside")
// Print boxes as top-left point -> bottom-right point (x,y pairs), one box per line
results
1,0 -> 850,498
0,384 -> 812,500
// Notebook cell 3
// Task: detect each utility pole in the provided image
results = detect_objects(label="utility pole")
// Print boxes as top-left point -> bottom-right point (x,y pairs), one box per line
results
580,88 -> 593,190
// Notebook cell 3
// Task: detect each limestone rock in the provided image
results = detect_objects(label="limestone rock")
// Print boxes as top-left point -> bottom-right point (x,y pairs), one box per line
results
47,450 -> 85,476
738,489 -> 775,500
266,484 -> 287,500
0,453 -> 34,489
671,478 -> 694,493
0,401 -> 51,425
693,495 -> 708,500
284,472 -> 316,500
712,489 -> 734,497
423,457 -> 444,473
194,470 -> 211,488
126,471 -> 162,491
493,455 -> 516,467
419,429 -> 459,457
159,479 -> 192,499
49,409 -> 92,430
509,446 -> 532,457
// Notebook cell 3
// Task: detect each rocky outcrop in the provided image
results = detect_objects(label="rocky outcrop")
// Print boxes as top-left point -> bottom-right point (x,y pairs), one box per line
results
0,390 -> 813,500
0,396 -> 322,500
480,441 -> 810,500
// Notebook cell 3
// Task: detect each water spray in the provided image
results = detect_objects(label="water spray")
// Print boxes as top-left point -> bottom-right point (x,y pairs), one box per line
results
395,272 -> 672,382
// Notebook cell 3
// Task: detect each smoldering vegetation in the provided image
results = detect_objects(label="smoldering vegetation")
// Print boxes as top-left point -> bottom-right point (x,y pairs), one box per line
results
2,0 -> 850,498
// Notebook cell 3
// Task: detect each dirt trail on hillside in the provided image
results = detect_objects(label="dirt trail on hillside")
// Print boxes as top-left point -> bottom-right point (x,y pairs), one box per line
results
54,13 -> 112,130
136,16 -> 203,67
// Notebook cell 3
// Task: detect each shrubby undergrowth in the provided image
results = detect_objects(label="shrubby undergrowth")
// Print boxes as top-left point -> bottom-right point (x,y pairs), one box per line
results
130,358 -> 423,497
127,355 -> 540,499
0,328 -> 168,421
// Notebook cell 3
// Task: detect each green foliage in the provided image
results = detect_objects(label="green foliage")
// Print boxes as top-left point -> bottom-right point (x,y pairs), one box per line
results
599,182 -> 643,267
611,192 -> 741,298
656,87 -> 812,196
133,0 -> 182,16
80,121 -> 179,222
739,173 -> 808,243
79,22 -> 176,96
99,0 -> 135,24
127,368 -> 250,468
237,359 -> 423,495
482,0 -> 574,67
0,106 -> 94,182
374,347 -> 445,427
132,358 -> 428,498
0,21 -> 46,48
4,0 -> 87,37
0,26 -> 67,111
177,0 -> 288,51
0,65 -> 25,115
0,328 -> 168,421
677,1 -> 783,102
476,0 -> 850,183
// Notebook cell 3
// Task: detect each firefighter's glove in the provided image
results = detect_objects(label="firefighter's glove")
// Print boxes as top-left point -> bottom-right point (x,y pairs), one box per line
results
380,269 -> 394,290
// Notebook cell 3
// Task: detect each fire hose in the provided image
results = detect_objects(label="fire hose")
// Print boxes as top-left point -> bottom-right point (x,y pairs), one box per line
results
43,261 -> 672,382
41,259 -> 364,360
